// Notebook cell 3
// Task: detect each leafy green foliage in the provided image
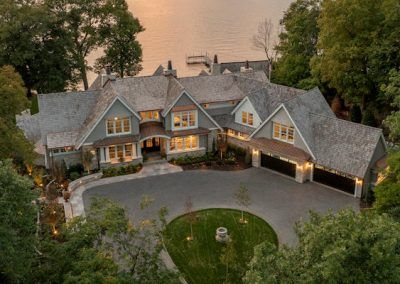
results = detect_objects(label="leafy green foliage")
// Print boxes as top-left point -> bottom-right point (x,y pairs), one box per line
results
102,163 -> 142,177
0,0 -> 75,94
374,150 -> 400,219
382,69 -> 400,141
0,66 -> 35,165
33,197 -> 179,283
272,0 -> 321,88
95,10 -> 144,77
244,209 -> 400,283
0,160 -> 38,283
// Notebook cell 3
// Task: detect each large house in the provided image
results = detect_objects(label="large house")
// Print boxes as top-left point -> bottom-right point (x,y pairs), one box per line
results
17,60 -> 387,198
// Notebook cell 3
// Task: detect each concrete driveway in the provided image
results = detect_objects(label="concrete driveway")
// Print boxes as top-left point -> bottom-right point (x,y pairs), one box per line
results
83,168 -> 359,246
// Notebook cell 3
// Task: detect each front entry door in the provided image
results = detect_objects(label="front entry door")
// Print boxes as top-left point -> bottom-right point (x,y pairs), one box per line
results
141,138 -> 160,153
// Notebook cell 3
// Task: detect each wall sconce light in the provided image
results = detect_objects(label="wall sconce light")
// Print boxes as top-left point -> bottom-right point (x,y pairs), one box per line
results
356,178 -> 363,185
252,149 -> 259,155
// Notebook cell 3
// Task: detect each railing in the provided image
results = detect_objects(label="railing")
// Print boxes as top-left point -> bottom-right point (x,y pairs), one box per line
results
186,52 -> 212,66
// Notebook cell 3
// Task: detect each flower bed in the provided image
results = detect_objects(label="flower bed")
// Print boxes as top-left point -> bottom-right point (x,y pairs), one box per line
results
102,163 -> 143,178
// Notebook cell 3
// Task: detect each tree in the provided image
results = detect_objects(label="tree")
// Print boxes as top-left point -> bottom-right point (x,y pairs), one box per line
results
0,65 -> 29,122
0,1 -> 75,95
82,150 -> 94,174
313,0 -> 381,111
272,0 -> 321,88
47,0 -> 139,89
95,10 -> 144,78
33,197 -> 179,283
184,196 -> 197,241
382,69 -> 400,141
0,160 -> 39,283
374,150 -> 400,220
252,18 -> 277,63
234,183 -> 251,223
244,209 -> 400,283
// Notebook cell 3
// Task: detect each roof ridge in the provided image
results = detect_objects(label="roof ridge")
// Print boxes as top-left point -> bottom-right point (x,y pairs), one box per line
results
309,112 -> 383,132
38,90 -> 99,97
281,86 -> 319,104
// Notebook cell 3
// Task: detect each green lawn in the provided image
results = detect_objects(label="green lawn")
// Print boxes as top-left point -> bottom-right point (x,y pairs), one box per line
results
164,209 -> 278,284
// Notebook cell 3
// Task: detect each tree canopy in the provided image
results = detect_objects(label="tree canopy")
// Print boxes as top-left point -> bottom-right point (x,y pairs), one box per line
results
244,209 -> 400,283
0,160 -> 38,283
272,0 -> 321,89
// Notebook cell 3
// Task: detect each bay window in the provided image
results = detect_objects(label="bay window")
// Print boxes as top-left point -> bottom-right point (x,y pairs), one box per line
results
273,122 -> 294,143
169,135 -> 199,152
107,117 -> 131,135
172,110 -> 197,130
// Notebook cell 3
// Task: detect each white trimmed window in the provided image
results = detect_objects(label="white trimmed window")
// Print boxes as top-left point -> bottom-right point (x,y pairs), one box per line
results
140,111 -> 159,121
107,143 -> 136,163
172,110 -> 197,130
241,111 -> 254,126
107,117 -> 130,135
273,122 -> 294,144
169,135 -> 199,152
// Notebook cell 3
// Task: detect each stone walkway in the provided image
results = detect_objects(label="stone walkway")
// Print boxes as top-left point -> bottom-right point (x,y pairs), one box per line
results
65,162 -> 182,219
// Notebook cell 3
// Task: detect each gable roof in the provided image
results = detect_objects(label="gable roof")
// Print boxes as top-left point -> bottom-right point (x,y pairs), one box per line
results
309,113 -> 384,178
74,84 -> 141,148
281,87 -> 335,157
161,77 -> 223,130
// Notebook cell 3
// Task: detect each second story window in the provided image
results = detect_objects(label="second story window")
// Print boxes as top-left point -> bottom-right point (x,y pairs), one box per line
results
173,110 -> 197,130
273,122 -> 294,144
140,111 -> 159,121
107,117 -> 130,135
241,111 -> 254,126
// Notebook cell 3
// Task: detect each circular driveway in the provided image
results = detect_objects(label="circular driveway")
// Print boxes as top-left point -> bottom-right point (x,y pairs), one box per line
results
83,168 -> 359,245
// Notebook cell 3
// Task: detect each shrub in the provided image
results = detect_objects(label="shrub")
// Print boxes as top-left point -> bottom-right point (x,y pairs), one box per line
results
68,163 -> 84,178
69,172 -> 81,181
102,163 -> 142,178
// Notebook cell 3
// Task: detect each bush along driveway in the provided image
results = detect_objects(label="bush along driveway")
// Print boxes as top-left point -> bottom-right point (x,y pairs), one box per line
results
83,168 -> 359,246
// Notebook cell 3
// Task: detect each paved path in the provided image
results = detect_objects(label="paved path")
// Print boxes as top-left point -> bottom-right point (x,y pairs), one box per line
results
68,162 -> 182,218
82,168 -> 359,246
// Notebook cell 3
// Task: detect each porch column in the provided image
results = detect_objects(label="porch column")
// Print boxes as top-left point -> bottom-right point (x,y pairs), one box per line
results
100,147 -> 105,163
252,149 -> 261,168
295,162 -> 308,183
355,178 -> 363,198
136,142 -> 142,158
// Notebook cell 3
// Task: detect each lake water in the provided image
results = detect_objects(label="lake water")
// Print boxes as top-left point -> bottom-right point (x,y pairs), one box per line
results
87,0 -> 292,84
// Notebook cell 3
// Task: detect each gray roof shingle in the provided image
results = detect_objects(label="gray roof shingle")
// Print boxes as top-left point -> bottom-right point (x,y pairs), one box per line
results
309,113 -> 383,178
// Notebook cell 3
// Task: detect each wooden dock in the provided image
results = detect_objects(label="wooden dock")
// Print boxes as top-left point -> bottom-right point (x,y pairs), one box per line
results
186,52 -> 212,66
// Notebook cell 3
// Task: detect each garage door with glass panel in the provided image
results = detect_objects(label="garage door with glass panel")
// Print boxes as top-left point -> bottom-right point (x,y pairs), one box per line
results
261,153 -> 296,178
313,165 -> 355,195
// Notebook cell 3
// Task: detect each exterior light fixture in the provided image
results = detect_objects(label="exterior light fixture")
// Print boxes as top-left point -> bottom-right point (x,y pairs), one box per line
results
114,117 -> 118,120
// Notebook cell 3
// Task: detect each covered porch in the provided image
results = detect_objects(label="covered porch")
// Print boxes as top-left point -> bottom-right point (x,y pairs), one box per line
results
93,134 -> 142,168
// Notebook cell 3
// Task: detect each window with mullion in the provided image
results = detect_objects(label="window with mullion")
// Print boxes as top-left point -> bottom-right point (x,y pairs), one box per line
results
172,110 -> 197,130
106,117 -> 131,135
272,122 -> 294,144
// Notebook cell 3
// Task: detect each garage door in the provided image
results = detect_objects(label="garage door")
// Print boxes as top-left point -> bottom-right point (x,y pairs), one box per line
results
313,167 -> 355,195
261,153 -> 296,178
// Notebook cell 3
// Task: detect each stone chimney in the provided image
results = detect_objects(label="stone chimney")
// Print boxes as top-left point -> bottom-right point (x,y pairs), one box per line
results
211,54 -> 221,75
240,60 -> 253,73
164,60 -> 177,77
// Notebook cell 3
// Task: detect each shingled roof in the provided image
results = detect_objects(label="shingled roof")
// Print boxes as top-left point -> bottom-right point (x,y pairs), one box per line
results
309,113 -> 384,178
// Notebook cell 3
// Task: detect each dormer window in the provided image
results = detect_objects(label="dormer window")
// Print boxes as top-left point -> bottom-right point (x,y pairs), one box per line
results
172,110 -> 197,130
140,111 -> 159,121
273,122 -> 294,144
241,111 -> 254,126
107,117 -> 130,135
